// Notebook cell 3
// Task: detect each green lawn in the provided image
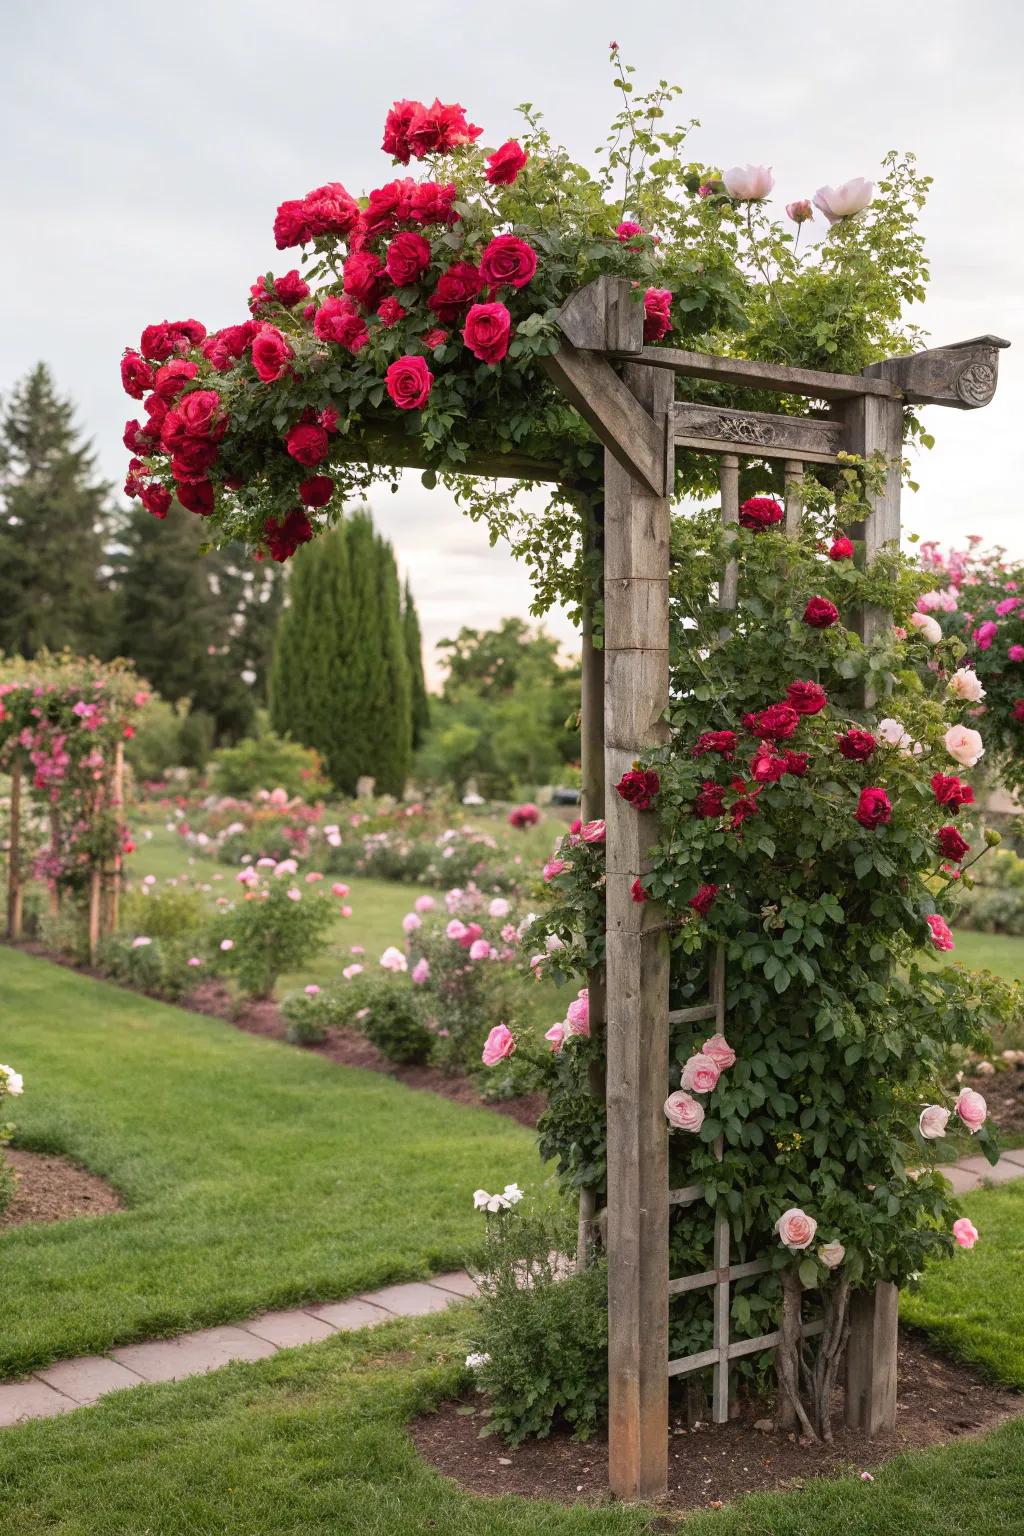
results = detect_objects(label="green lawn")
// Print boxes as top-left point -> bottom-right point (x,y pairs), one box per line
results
945,928 -> 1023,985
0,946 -> 538,1378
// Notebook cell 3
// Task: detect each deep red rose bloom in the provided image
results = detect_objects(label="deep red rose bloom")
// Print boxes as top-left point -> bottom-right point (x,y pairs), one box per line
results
343,251 -> 388,309
695,781 -> 726,818
937,825 -> 970,861
273,183 -> 360,249
140,482 -> 171,520
1015,699 -> 1024,723
161,390 -> 226,449
428,261 -> 484,321
803,596 -> 840,628
744,703 -> 800,741
176,478 -> 214,516
319,408 -> 339,434
462,301 -> 512,364
120,351 -> 153,398
249,269 -> 310,310
692,730 -> 737,759
285,423 -> 330,466
783,680 -> 826,716
376,297 -> 407,327
423,327 -> 448,349
630,878 -> 648,904
689,883 -> 719,917
751,743 -> 788,783
409,180 -> 459,226
837,728 -> 877,762
385,355 -> 434,411
201,321 -> 259,371
170,438 -> 219,479
152,359 -> 199,401
139,319 -> 206,361
783,750 -> 810,777
123,418 -> 155,454
457,921 -> 484,951
144,392 -> 170,426
298,475 -> 334,507
616,768 -> 660,810
829,534 -> 855,560
313,296 -> 369,353
385,231 -> 432,286
616,220 -> 644,245
730,790 -> 760,830
264,508 -> 313,562
643,287 -> 673,342
479,235 -> 537,291
407,98 -> 482,160
251,325 -> 295,383
739,496 -> 784,532
361,178 -> 418,235
381,99 -> 420,163
931,772 -> 974,814
855,786 -> 892,830
486,139 -> 527,185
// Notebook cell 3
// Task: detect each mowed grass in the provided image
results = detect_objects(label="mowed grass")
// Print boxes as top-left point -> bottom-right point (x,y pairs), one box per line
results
0,946 -> 538,1377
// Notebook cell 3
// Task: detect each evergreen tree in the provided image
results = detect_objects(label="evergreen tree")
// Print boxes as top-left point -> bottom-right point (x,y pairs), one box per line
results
0,364 -> 114,657
372,524 -> 413,796
269,526 -> 350,774
402,579 -> 431,749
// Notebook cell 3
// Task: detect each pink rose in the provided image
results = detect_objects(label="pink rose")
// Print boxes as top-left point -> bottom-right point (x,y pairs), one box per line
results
955,1087 -> 987,1133
331,882 -> 349,898
402,912 -> 422,934
385,355 -> 433,411
918,1105 -> 950,1140
944,725 -> 984,767
545,1022 -> 567,1052
542,858 -> 567,883
775,1207 -> 818,1250
701,1034 -> 736,1071
469,938 -> 491,961
446,919 -> 467,941
565,989 -> 590,1037
723,164 -> 774,200
926,914 -> 954,952
680,1052 -> 721,1095
813,178 -> 873,223
580,819 -> 606,844
411,958 -> 430,985
664,1090 -> 705,1133
481,1024 -> 515,1066
952,1217 -> 979,1249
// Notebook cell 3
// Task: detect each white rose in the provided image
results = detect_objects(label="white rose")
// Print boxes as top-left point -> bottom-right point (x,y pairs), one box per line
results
0,1064 -> 24,1096
947,668 -> 986,703
918,1105 -> 950,1140
818,1241 -> 845,1269
877,717 -> 913,750
944,725 -> 984,767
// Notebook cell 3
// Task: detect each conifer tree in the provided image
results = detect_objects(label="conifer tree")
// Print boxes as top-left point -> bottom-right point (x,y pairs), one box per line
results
403,579 -> 431,749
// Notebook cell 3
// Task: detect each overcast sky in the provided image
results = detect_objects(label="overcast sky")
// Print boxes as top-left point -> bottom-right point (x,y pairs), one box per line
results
3,0 -> 1021,685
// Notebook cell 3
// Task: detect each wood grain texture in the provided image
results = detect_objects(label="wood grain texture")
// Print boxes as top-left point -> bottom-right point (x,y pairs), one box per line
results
621,346 -> 902,400
844,1281 -> 898,1435
866,336 -> 1009,409
673,402 -> 843,464
555,274 -> 644,354
540,344 -> 667,496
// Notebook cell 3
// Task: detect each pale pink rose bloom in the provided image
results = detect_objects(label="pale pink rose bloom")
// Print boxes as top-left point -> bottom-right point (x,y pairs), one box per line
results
342,963 -> 363,979
411,958 -> 430,985
542,858 -> 567,882
947,668 -> 986,703
955,1087 -> 987,1133
286,887 -> 301,902
545,934 -> 565,953
786,199 -> 813,223
909,611 -> 942,644
944,724 -> 984,767
481,1024 -> 516,1066
304,984 -> 321,996
565,989 -> 589,1036
545,1022 -> 567,1053
953,1217 -> 979,1249
305,871 -> 324,883
446,919 -> 467,941
351,946 -> 365,955
580,819 -> 606,844
664,1090 -> 705,1132
341,905 -> 353,918
187,956 -> 203,967
274,858 -> 298,876
237,867 -> 258,885
702,1033 -> 736,1070
818,1241 -> 845,1269
877,717 -> 913,750
680,1052 -> 721,1095
488,897 -> 510,918
919,1104 -> 950,1139
500,923 -> 518,943
723,164 -> 774,200
220,939 -> 234,951
268,787 -> 289,807
926,914 -> 954,952
131,936 -> 152,948
402,912 -> 422,934
415,895 -> 436,913
813,178 -> 873,223
775,1207 -> 818,1250
379,946 -> 408,973
331,882 -> 350,898
469,938 -> 491,961
256,857 -> 276,869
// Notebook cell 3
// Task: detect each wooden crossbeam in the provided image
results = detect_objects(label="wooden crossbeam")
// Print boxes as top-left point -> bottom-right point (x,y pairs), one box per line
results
540,342 -> 668,496
668,1319 -> 825,1379
673,402 -> 842,464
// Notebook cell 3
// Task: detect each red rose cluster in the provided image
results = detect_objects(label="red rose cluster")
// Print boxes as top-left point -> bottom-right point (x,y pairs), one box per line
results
382,98 -> 482,164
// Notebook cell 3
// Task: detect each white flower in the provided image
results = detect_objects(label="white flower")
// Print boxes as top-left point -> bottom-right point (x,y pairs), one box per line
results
502,1183 -> 524,1205
379,946 -> 408,973
465,1352 -> 490,1371
131,935 -> 152,948
220,939 -> 235,952
818,1241 -> 846,1269
488,898 -> 510,919
944,724 -> 984,767
813,178 -> 873,224
472,1183 -> 523,1214
877,717 -> 922,757
909,612 -> 942,644
919,1105 -> 950,1140
947,668 -> 986,703
723,164 -> 774,200
342,964 -> 364,980
0,1064 -> 24,1096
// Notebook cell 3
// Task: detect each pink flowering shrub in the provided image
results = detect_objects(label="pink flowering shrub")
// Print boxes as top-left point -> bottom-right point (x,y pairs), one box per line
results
210,863 -> 338,997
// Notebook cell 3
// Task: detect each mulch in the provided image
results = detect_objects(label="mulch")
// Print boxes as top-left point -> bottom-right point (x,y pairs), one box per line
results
0,1148 -> 124,1228
409,1331 -> 1022,1517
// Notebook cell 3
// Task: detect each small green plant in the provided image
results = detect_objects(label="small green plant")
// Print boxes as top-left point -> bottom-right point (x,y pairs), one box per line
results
212,871 -> 336,999
210,730 -> 327,800
98,933 -> 194,1000
280,988 -> 349,1045
330,973 -> 433,1065
0,1061 -> 25,1220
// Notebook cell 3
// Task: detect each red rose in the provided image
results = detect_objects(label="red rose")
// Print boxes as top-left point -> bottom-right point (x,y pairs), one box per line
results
462,301 -> 512,364
739,496 -> 784,532
931,772 -> 974,814
630,878 -> 648,904
140,483 -> 171,520
202,322 -> 259,371
319,408 -> 339,434
855,786 -> 892,830
361,178 -> 417,235
385,355 -> 434,412
1014,699 -> 1024,723
377,298 -> 408,328
643,288 -> 673,342
343,251 -> 388,309
285,423 -> 330,466
730,789 -> 760,830
249,269 -> 310,310
616,220 -> 644,245
829,534 -> 854,560
170,438 -> 219,479
486,140 -> 527,185
407,98 -> 482,160
785,680 -> 827,715
803,596 -> 840,628
176,478 -> 214,516
381,99 -> 419,163
751,744 -> 788,783
615,768 -> 660,810
120,351 -> 153,398
479,235 -> 538,291
837,728 -> 876,762
423,327 -> 448,349
783,750 -> 810,777
688,883 -> 719,917
273,183 -> 360,249
251,325 -> 295,383
139,319 -> 206,361
123,418 -> 155,454
429,261 -> 484,322
264,508 -> 313,562
744,703 -> 799,741
298,476 -> 334,507
692,730 -> 737,759
937,825 -> 970,861
695,781 -> 726,818
409,181 -> 459,226
385,231 -> 432,286
313,296 -> 369,353
152,359 -> 199,401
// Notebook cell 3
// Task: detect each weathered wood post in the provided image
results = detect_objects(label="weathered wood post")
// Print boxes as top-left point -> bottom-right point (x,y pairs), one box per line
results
6,755 -> 23,941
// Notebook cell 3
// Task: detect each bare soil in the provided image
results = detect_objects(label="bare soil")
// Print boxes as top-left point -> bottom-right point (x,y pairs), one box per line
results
0,1148 -> 124,1228
965,1059 -> 1024,1143
409,1332 -> 1021,1517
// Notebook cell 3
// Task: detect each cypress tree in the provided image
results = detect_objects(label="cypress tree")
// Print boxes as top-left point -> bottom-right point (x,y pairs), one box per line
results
269,526 -> 349,776
372,526 -> 412,796
0,364 -> 114,657
403,580 -> 431,749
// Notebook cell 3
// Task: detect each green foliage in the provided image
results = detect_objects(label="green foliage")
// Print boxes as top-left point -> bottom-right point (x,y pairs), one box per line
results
210,726 -> 326,799
97,933 -> 193,1001
331,972 -> 433,1064
212,873 -> 336,999
0,1062 -> 21,1219
403,580 -> 431,750
279,988 -> 349,1044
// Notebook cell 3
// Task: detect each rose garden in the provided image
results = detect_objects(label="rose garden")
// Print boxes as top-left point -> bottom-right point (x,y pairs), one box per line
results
2,48 -> 1024,1534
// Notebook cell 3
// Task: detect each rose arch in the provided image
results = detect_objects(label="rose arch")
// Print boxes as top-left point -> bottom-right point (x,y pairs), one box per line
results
119,72 -> 1012,1500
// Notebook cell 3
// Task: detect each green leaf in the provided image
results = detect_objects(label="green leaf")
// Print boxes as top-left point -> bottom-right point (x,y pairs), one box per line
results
798,1258 -> 819,1289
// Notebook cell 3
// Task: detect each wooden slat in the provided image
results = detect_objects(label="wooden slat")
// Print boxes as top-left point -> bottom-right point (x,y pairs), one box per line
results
667,1319 -> 825,1379
541,342 -> 668,496
614,346 -> 903,401
674,403 -> 843,464
668,1267 -> 717,1296
784,460 -> 804,535
668,1182 -> 707,1206
711,1202 -> 731,1422
718,455 -> 740,616
840,389 -> 903,697
667,1003 -> 718,1025
6,755 -> 22,941
667,1346 -> 720,1378
845,1280 -> 898,1436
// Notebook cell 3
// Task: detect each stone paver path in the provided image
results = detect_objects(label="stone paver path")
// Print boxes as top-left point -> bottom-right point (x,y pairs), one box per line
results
0,1269 -> 477,1428
3,1154 -> 1023,1430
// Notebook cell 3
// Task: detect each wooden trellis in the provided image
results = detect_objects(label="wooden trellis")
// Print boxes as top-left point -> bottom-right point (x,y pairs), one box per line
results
541,277 -> 1009,1500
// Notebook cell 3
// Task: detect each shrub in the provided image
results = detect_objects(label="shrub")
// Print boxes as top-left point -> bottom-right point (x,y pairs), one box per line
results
98,933 -> 193,1000
328,973 -> 433,1065
212,868 -> 337,998
125,697 -> 188,781
407,892 -> 527,1073
210,730 -> 327,800
121,885 -> 207,943
280,988 -> 349,1045
0,1061 -> 23,1220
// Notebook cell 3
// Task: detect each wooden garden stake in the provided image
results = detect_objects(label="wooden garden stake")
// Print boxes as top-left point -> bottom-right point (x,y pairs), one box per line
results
6,755 -> 23,941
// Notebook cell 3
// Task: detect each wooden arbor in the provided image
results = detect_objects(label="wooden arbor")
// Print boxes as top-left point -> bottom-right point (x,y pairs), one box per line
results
538,277 -> 1009,1501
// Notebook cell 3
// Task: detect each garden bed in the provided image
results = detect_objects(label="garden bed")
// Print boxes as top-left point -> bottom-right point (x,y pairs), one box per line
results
410,1331 -> 1022,1517
0,1149 -> 123,1228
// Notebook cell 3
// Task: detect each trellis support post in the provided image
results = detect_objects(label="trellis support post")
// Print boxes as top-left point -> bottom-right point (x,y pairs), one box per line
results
603,360 -> 673,1502
6,755 -> 23,941
844,1280 -> 899,1433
